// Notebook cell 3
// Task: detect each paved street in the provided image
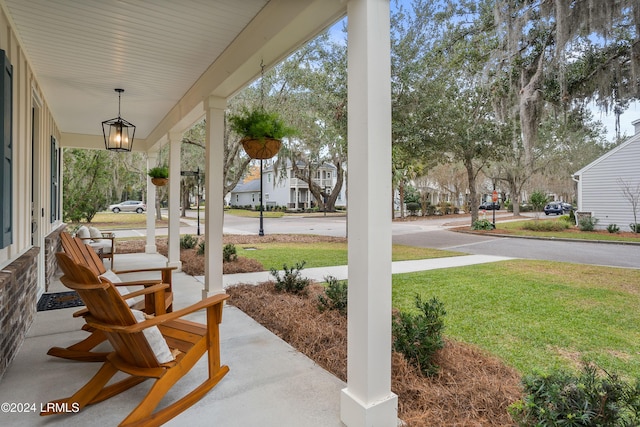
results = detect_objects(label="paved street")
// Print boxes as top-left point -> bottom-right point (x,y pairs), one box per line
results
116,211 -> 640,269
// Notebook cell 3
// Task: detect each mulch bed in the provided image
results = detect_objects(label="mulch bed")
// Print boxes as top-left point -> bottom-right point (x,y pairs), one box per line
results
227,282 -> 522,426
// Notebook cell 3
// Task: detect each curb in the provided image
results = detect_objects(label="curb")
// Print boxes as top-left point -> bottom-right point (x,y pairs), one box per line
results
454,229 -> 640,246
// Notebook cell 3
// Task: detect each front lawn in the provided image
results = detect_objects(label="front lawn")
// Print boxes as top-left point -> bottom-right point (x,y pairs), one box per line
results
393,259 -> 640,378
236,241 -> 462,270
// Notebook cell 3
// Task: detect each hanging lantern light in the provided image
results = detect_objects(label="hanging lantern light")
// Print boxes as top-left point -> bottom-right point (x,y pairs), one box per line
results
102,88 -> 136,152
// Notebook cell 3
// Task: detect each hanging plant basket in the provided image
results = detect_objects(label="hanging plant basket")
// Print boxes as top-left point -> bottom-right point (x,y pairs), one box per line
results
241,137 -> 282,159
151,177 -> 168,186
151,178 -> 169,187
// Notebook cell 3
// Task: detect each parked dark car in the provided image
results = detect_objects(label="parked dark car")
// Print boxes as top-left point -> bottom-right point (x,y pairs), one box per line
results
560,202 -> 573,213
479,202 -> 500,210
544,203 -> 563,215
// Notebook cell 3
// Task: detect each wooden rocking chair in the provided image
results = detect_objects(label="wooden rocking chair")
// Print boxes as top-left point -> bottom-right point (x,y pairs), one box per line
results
48,232 -> 177,362
42,252 -> 229,427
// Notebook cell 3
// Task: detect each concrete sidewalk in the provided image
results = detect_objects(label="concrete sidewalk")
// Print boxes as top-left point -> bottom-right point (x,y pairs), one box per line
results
197,254 -> 514,287
0,252 -> 513,427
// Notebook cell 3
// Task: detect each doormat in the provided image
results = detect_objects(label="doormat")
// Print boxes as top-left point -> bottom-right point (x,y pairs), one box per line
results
37,291 -> 84,312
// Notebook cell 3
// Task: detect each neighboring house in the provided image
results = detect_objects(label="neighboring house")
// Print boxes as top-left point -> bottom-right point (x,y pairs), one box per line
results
230,160 -> 346,210
573,119 -> 640,231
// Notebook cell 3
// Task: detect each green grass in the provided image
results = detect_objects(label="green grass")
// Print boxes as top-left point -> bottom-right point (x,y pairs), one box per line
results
496,219 -> 640,242
225,208 -> 285,218
237,242 -> 462,271
393,260 -> 640,378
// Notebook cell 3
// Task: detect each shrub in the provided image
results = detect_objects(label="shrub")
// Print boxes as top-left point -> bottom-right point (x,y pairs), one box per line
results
607,223 -> 620,233
471,219 -> 494,230
529,191 -> 548,212
522,220 -> 570,232
317,276 -> 348,315
197,241 -> 205,255
392,294 -> 446,377
180,234 -> 198,249
406,202 -> 420,216
559,214 -> 574,224
578,216 -> 599,231
270,261 -> 311,295
222,243 -> 237,262
509,363 -> 640,426
630,223 -> 640,233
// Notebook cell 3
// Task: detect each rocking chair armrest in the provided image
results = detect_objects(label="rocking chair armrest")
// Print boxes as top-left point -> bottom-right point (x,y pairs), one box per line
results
113,266 -> 177,275
72,307 -> 90,318
112,279 -> 164,288
119,283 -> 170,302
86,293 -> 229,333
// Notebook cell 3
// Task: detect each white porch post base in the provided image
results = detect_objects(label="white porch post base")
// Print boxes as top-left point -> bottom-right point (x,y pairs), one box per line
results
144,244 -> 157,254
341,388 -> 398,427
166,260 -> 182,270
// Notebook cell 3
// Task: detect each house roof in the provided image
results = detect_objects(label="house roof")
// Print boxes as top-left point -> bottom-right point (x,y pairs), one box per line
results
231,179 -> 261,194
573,131 -> 640,178
1,0 -> 345,152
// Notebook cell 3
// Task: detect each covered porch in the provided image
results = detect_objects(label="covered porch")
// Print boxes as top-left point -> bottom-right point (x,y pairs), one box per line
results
0,0 -> 397,424
0,252 -> 345,426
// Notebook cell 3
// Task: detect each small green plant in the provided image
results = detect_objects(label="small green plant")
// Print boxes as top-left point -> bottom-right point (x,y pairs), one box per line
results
223,243 -> 237,262
180,234 -> 198,249
578,216 -> 599,231
630,223 -> 640,233
270,261 -> 310,295
228,107 -> 296,141
559,214 -> 574,224
529,191 -> 548,212
196,241 -> 205,255
508,363 -> 640,426
607,223 -> 620,233
522,220 -> 570,232
392,294 -> 446,377
471,219 -> 494,230
405,202 -> 421,216
147,166 -> 169,179
317,276 -> 348,315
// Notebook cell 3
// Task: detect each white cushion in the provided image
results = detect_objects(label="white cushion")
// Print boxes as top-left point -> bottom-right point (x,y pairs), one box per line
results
88,226 -> 103,240
100,270 -> 143,307
89,240 -> 112,254
131,309 -> 174,364
76,226 -> 90,239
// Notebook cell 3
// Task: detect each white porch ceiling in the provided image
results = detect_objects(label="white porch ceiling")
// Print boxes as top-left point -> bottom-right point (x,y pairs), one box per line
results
1,0 -> 345,151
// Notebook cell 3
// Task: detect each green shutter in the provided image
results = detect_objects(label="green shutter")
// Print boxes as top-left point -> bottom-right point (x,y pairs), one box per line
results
0,49 -> 12,248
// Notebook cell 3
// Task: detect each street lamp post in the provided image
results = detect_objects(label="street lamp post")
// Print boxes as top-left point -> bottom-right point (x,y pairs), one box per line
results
259,159 -> 264,236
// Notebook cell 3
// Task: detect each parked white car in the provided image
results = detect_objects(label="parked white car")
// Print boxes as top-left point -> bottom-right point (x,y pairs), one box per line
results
108,200 -> 146,213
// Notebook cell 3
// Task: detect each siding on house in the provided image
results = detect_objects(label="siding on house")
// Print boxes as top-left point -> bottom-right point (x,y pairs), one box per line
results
574,121 -> 640,231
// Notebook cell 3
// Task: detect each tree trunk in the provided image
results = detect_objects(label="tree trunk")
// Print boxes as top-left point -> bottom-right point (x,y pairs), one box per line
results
465,159 -> 478,225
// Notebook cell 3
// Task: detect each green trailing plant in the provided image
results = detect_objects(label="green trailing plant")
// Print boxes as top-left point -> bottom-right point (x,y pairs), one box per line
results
228,107 -> 296,141
223,243 -> 237,262
317,275 -> 348,315
270,261 -> 310,295
579,216 -> 599,231
509,363 -> 640,426
471,218 -> 494,230
607,223 -> 620,233
392,294 -> 446,377
180,234 -> 198,249
147,166 -> 169,179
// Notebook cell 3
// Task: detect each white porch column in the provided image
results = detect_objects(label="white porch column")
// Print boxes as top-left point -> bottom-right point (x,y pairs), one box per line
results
167,131 -> 182,270
341,0 -> 397,426
203,96 -> 226,297
145,152 -> 158,253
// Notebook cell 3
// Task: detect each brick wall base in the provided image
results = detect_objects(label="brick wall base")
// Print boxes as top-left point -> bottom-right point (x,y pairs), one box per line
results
44,225 -> 67,291
0,247 -> 40,380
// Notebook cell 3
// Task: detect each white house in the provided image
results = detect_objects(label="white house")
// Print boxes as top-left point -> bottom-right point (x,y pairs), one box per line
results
231,160 -> 347,210
573,119 -> 640,231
